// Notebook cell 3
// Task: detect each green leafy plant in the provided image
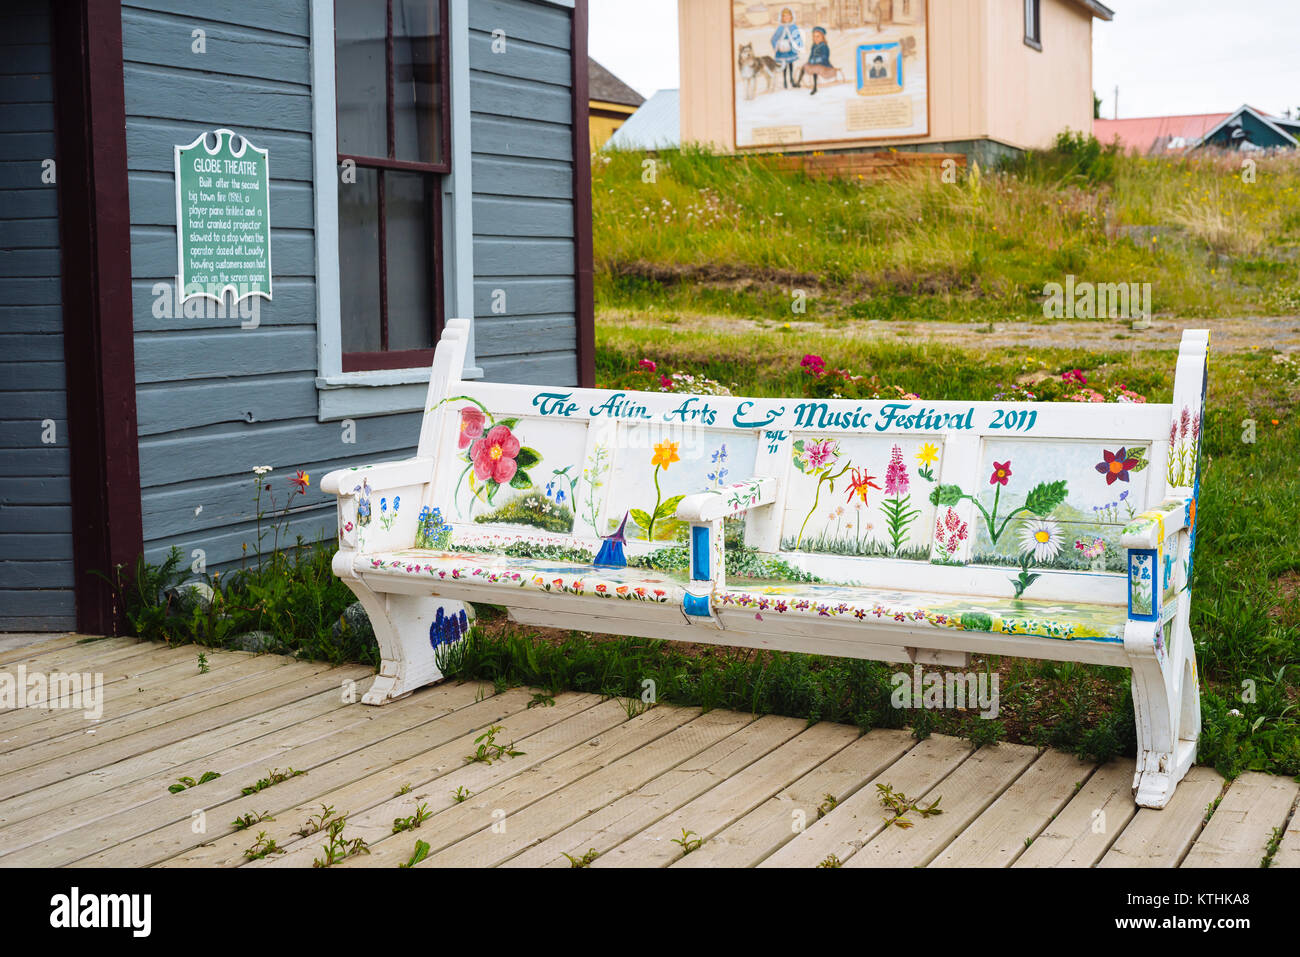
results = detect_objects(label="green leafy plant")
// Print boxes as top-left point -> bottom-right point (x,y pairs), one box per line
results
295,804 -> 340,838
396,784 -> 413,796
877,783 -> 943,829
168,771 -> 221,793
562,848 -> 600,868
671,828 -> 703,854
400,840 -> 431,868
243,831 -> 285,860
816,793 -> 838,820
817,854 -> 843,868
240,767 -> 306,796
197,652 -> 209,674
231,810 -> 274,831
392,803 -> 433,834
528,692 -> 555,709
452,786 -> 472,803
464,725 -> 524,765
313,818 -> 370,868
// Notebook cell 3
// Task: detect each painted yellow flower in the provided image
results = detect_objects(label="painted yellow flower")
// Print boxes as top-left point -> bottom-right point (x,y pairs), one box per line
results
915,443 -> 939,467
651,441 -> 680,470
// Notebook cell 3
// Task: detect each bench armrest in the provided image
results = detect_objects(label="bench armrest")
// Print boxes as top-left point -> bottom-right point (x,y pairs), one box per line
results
1120,498 -> 1190,549
320,457 -> 435,497
321,457 -> 435,554
675,477 -> 779,523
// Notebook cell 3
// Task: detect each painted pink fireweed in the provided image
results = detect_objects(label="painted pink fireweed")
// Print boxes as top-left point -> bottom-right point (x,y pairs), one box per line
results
881,444 -> 922,555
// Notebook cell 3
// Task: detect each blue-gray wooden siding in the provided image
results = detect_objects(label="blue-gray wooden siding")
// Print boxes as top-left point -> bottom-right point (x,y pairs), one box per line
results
469,0 -> 578,384
0,2 -> 76,631
123,0 -> 578,573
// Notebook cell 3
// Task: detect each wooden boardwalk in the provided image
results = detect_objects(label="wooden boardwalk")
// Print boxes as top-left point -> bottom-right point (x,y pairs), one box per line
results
2,635 -> 1297,869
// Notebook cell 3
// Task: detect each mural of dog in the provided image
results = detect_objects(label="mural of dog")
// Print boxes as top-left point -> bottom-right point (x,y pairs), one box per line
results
737,42 -> 779,100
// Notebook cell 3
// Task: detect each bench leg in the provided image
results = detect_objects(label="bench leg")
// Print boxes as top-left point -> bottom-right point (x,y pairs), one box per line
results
343,576 -> 473,706
1124,613 -> 1199,809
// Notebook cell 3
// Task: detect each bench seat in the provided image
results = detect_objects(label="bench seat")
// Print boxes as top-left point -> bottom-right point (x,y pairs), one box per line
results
716,583 -> 1128,644
361,548 -> 689,605
360,546 -> 1128,645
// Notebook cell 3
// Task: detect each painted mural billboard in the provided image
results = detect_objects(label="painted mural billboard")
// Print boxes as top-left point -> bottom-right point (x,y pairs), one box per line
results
732,0 -> 929,148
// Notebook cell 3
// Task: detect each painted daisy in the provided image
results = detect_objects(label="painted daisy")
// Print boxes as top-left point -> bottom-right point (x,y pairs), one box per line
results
1018,519 -> 1063,562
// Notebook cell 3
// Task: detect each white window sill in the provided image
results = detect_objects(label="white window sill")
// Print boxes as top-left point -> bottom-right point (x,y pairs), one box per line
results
315,363 -> 483,422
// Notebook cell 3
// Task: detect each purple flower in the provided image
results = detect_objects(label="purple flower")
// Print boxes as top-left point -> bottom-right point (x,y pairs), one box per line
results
885,444 -> 909,497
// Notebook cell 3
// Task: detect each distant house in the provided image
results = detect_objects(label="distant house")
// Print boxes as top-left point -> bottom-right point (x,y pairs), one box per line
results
589,57 -> 645,150
1,0 -> 595,633
605,90 -> 682,151
1096,105 -> 1299,155
679,0 -> 1115,166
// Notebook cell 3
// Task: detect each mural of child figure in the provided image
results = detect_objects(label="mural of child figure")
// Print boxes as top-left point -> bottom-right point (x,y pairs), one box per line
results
770,7 -> 803,89
798,27 -> 841,95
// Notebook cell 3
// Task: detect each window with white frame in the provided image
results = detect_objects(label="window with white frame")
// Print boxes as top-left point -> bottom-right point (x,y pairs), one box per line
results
334,0 -> 449,372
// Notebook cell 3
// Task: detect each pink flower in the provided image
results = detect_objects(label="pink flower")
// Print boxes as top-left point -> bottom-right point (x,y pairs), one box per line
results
989,461 -> 1012,486
1062,368 -> 1087,385
470,424 -> 520,483
800,354 -> 826,377
458,407 -> 486,449
638,358 -> 657,373
884,444 -> 909,497
660,375 -> 673,390
803,439 -> 838,470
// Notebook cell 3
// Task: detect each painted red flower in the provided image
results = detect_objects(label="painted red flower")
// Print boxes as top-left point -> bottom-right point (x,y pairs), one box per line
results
1095,447 -> 1139,485
470,424 -> 519,483
989,461 -> 1012,486
846,467 -> 881,506
458,406 -> 486,449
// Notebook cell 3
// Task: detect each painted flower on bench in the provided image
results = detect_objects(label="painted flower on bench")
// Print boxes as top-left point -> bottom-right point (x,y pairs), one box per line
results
438,399 -> 547,525
415,506 -> 453,550
792,438 -> 850,550
928,460 -> 1070,598
1095,447 -> 1144,485
629,441 -> 687,542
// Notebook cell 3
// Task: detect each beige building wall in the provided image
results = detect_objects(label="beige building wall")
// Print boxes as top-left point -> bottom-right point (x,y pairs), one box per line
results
679,0 -> 1097,153
985,0 -> 1095,149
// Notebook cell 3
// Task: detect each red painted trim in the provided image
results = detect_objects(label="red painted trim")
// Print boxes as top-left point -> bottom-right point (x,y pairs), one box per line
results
52,0 -> 144,635
571,0 -> 595,389
342,349 -> 438,372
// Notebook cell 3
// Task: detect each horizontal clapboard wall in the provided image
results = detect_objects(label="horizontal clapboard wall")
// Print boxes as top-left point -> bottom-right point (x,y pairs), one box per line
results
468,0 -> 578,384
122,0 -> 415,569
123,0 -> 581,573
0,2 -> 76,630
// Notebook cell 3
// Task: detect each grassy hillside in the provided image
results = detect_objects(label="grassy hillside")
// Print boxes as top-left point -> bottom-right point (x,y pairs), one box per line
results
593,138 -> 1300,324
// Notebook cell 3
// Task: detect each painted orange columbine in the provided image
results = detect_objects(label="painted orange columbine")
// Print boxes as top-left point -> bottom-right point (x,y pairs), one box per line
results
290,470 -> 310,494
846,467 -> 881,506
651,441 -> 680,469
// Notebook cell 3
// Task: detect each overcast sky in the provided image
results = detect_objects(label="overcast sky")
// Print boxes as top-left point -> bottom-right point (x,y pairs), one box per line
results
590,0 -> 1300,119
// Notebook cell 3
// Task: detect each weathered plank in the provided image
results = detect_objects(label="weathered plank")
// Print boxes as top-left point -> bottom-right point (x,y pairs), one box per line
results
846,742 -> 1039,868
760,734 -> 970,868
1013,760 -> 1138,867
1182,771 -> 1299,868
673,729 -> 915,868
1098,765 -> 1225,868
930,748 -> 1096,867
594,721 -> 861,868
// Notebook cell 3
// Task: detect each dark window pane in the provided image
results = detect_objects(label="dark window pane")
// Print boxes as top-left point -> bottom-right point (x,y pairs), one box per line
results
339,167 -> 382,353
335,1 -> 388,158
384,170 -> 435,351
393,0 -> 442,165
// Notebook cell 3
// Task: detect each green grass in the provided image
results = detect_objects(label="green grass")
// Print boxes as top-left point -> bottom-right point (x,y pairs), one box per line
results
594,141 -> 1300,323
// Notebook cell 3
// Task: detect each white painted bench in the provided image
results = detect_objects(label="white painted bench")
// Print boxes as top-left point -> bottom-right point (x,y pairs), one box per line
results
322,319 -> 1211,808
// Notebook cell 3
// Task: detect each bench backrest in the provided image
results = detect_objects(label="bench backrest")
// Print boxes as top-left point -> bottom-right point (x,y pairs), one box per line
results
416,321 -> 1209,607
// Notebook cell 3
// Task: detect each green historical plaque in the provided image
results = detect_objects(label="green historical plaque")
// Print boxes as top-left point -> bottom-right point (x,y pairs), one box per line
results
174,128 -> 272,303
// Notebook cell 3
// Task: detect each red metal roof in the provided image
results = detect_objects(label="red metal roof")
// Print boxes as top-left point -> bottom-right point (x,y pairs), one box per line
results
1093,113 -> 1231,154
